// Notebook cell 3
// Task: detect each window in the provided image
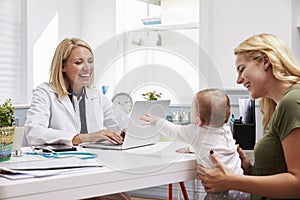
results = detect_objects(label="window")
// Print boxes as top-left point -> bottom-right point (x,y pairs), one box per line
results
0,0 -> 22,104
97,0 -> 199,105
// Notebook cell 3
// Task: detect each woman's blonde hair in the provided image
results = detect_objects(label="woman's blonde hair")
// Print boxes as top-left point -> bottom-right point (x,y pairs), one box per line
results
234,33 -> 300,129
49,38 -> 94,96
191,89 -> 231,127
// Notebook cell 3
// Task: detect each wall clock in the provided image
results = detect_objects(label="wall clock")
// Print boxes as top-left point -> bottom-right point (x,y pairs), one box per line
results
111,92 -> 133,114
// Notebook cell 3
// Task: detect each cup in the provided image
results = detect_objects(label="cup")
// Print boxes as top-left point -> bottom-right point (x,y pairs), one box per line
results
12,126 -> 25,151
0,126 -> 15,162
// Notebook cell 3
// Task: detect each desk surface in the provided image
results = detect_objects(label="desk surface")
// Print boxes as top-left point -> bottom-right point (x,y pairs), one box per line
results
0,142 -> 197,200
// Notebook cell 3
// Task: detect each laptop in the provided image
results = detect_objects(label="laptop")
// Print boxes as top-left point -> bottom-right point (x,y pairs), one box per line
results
79,100 -> 171,150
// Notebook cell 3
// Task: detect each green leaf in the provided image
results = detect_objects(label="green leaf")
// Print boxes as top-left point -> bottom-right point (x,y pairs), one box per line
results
0,98 -> 15,127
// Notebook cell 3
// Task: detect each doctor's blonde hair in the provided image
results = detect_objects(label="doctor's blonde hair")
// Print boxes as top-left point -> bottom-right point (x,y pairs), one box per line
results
49,38 -> 94,96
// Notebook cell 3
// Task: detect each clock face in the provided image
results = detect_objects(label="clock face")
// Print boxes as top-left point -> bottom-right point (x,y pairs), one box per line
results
112,93 -> 133,113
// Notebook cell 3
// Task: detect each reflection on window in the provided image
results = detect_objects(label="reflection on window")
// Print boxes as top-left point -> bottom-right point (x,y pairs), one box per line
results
116,0 -> 161,33
101,0 -> 200,105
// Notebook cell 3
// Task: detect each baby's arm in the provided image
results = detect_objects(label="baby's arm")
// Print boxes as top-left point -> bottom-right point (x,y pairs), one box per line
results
140,113 -> 161,125
141,114 -> 196,143
141,114 -> 194,154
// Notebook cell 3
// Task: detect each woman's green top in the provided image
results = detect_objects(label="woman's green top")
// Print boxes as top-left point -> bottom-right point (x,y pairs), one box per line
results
252,84 -> 300,200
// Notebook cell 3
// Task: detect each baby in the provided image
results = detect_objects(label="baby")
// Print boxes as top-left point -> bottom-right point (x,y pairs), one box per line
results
140,88 -> 249,200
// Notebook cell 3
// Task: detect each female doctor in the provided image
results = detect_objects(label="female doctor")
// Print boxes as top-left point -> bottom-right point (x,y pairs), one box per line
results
24,38 -> 131,199
25,38 -> 128,146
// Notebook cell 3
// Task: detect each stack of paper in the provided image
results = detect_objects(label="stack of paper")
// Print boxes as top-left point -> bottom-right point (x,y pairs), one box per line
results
0,156 -> 102,180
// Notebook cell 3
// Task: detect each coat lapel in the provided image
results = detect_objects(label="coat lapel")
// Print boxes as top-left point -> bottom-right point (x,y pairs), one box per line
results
85,88 -> 101,132
58,95 -> 76,120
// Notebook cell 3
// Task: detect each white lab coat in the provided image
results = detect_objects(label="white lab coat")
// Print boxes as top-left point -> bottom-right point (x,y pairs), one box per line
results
25,83 -> 129,146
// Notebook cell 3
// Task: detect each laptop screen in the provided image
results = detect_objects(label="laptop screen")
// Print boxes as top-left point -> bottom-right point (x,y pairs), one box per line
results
123,100 -> 170,149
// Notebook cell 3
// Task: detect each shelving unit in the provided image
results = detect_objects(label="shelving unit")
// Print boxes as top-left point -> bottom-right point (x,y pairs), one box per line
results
143,22 -> 199,31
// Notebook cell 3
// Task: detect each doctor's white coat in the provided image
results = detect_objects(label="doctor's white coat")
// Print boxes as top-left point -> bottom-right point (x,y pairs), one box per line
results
25,83 -> 129,146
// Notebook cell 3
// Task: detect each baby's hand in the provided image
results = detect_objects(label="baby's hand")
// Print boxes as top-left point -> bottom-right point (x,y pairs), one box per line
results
140,113 -> 160,125
176,146 -> 193,153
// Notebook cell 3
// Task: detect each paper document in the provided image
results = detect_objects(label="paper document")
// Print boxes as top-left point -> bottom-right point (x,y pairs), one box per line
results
0,166 -> 101,180
0,156 -> 102,180
0,156 -> 102,170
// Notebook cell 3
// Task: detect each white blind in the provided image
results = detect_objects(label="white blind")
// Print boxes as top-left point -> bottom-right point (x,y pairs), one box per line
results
0,0 -> 21,104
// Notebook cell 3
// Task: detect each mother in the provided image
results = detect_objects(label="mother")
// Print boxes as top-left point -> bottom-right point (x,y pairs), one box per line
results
198,33 -> 300,200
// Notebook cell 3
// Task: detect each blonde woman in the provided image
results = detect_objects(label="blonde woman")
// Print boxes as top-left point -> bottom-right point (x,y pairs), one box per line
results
25,38 -> 130,200
198,33 -> 300,200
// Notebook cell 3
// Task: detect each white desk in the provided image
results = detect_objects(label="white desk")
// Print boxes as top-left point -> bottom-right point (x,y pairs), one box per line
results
0,142 -> 197,200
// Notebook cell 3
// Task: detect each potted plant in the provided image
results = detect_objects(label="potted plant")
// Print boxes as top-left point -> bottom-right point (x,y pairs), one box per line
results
142,91 -> 162,101
0,98 -> 15,162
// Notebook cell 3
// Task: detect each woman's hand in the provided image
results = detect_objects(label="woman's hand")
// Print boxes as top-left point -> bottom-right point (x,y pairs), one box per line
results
97,129 -> 124,144
72,130 -> 124,145
237,145 -> 252,174
140,113 -> 160,125
197,151 -> 232,193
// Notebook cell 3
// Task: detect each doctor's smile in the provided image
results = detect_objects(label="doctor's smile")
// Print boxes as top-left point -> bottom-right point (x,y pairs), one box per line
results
62,45 -> 94,93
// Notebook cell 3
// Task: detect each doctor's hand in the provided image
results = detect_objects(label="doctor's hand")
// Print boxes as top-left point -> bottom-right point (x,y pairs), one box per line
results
97,130 -> 124,144
197,150 -> 232,193
72,130 -> 123,145
140,113 -> 160,125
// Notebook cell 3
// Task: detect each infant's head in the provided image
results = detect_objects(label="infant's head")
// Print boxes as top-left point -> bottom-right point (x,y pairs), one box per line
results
191,89 -> 230,127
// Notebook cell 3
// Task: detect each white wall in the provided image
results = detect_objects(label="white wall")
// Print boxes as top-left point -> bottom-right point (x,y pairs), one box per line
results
27,0 -> 81,101
200,0 -> 294,89
80,0 -> 116,49
161,0 -> 199,24
292,0 -> 300,60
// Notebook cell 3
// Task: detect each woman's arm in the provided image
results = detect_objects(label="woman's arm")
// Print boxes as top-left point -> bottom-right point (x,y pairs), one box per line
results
25,84 -> 78,145
72,129 -> 124,145
198,128 -> 300,198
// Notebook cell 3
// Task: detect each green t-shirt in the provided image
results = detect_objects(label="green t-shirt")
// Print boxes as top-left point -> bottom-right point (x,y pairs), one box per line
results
252,84 -> 300,200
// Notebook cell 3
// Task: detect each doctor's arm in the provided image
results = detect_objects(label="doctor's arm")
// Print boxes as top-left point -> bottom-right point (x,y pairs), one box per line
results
25,85 -> 77,145
72,94 -> 127,145
72,129 -> 124,145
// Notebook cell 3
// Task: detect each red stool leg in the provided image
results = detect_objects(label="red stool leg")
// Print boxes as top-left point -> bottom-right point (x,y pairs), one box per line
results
169,184 -> 172,200
179,182 -> 189,200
